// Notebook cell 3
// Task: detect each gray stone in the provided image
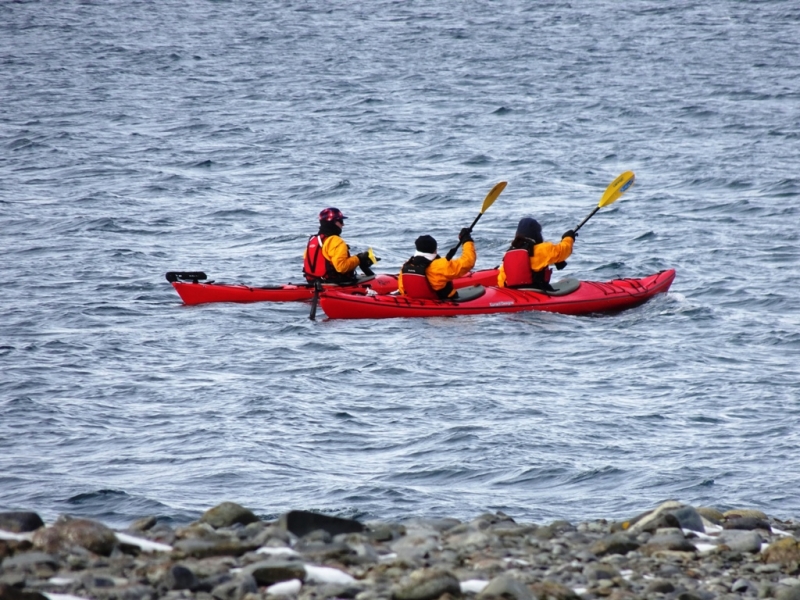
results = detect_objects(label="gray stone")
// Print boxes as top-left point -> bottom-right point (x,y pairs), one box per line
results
477,574 -> 533,600
723,509 -> 769,520
171,538 -> 260,558
31,518 -> 117,556
724,517 -> 772,532
300,529 -> 332,543
199,502 -> 259,529
164,564 -> 198,591
624,500 -> 685,533
146,523 -> 177,546
315,582 -> 366,599
589,533 -> 640,557
642,529 -> 697,555
209,574 -> 258,600
390,533 -> 440,562
777,585 -> 800,600
242,559 -> 306,585
1,552 -> 60,570
280,510 -> 365,538
128,516 -> 157,532
669,506 -> 706,533
646,579 -> 676,594
696,507 -> 725,524
731,578 -> 757,593
195,572 -> 232,593
391,568 -> 460,600
718,530 -> 762,554
583,563 -> 619,582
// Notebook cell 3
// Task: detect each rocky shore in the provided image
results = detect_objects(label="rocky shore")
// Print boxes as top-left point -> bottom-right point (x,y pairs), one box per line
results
2,500 -> 800,600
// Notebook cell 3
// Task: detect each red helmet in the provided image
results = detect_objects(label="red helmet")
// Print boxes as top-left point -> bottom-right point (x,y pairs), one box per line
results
318,207 -> 347,222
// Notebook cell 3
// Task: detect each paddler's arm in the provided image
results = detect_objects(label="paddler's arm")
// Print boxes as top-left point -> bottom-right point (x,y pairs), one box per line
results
497,263 -> 507,287
322,236 -> 360,274
530,238 -> 573,272
446,240 -> 476,278
426,241 -> 476,290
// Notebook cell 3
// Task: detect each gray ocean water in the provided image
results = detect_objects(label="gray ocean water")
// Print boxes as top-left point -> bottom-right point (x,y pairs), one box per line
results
2,1 -> 799,530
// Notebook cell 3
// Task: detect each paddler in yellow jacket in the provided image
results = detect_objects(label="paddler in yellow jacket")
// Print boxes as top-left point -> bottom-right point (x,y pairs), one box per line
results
398,229 -> 476,299
497,217 -> 575,291
303,207 -> 375,284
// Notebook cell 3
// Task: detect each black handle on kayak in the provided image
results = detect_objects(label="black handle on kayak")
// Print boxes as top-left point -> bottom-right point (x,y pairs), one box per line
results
166,271 -> 207,283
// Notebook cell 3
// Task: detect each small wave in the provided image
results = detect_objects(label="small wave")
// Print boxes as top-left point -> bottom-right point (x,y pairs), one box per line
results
7,138 -> 49,151
463,154 -> 492,166
567,466 -> 626,485
64,489 -> 183,528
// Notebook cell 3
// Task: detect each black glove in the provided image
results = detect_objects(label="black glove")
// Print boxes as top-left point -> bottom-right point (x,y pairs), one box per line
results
458,227 -> 473,243
555,261 -> 568,270
562,229 -> 577,240
356,251 -> 374,270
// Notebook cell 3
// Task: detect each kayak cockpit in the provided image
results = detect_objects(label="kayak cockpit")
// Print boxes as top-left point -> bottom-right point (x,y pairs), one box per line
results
511,278 -> 581,296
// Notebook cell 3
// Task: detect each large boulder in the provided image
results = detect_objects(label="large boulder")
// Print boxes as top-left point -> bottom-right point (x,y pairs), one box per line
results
0,512 -> 44,534
31,517 -> 116,556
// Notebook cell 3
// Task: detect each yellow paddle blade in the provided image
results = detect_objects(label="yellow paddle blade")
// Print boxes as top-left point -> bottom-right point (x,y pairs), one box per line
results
598,171 -> 635,208
480,181 -> 508,214
367,247 -> 378,263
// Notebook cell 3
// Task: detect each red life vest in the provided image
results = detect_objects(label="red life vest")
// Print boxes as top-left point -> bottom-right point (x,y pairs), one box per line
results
503,248 -> 534,287
502,247 -> 552,289
303,234 -> 328,281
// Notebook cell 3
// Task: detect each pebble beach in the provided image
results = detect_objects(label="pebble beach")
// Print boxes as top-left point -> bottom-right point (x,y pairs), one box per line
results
2,501 -> 800,600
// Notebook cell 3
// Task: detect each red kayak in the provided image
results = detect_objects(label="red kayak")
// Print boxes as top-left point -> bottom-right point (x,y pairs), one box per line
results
166,269 -> 501,306
318,269 -> 676,319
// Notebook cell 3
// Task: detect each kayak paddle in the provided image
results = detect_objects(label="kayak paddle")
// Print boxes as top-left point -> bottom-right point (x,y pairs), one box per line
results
573,170 -> 635,234
309,279 -> 322,321
445,181 -> 508,260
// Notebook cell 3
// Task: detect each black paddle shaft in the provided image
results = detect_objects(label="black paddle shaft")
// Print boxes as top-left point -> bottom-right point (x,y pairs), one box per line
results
309,280 -> 322,321
573,206 -> 600,235
445,213 -> 483,260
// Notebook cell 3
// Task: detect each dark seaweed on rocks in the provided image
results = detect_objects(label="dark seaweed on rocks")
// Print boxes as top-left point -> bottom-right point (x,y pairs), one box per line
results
1,501 -> 800,600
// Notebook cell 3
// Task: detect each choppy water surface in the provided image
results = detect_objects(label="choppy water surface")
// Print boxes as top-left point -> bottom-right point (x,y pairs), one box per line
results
2,1 -> 799,529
